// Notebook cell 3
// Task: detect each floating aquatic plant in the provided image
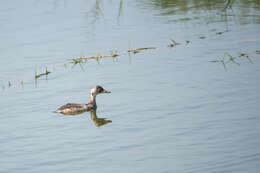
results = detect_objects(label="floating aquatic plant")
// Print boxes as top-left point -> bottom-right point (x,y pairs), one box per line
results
35,68 -> 51,79
72,51 -> 120,64
210,52 -> 256,70
216,32 -> 223,35
168,39 -> 180,47
238,53 -> 253,64
216,30 -> 229,35
2,31 -> 257,92
21,79 -> 24,86
128,47 -> 156,54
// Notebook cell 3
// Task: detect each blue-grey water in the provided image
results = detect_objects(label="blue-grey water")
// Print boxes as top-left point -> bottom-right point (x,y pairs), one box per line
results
1,0 -> 260,172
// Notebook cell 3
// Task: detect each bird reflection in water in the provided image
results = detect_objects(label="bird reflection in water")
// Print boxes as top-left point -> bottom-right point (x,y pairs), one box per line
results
90,109 -> 112,127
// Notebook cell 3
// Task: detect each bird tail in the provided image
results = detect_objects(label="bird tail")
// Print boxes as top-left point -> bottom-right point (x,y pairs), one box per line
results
53,110 -> 61,113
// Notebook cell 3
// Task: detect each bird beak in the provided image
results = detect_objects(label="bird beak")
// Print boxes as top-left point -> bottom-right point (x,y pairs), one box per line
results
103,89 -> 111,93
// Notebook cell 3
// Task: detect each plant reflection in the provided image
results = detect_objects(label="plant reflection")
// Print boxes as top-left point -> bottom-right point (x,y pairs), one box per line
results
90,109 -> 112,127
138,0 -> 260,24
85,0 -> 104,26
117,0 -> 124,24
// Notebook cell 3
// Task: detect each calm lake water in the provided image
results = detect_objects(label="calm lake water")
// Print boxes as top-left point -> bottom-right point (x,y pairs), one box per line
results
1,0 -> 260,172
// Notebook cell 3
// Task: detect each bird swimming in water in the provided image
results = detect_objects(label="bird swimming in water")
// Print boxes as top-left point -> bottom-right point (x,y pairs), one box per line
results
55,85 -> 111,115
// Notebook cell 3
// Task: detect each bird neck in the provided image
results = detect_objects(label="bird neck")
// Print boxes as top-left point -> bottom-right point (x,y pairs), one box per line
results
89,93 -> 97,105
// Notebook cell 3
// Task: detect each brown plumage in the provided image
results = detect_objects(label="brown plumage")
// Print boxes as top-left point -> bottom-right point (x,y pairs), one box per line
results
55,85 -> 111,115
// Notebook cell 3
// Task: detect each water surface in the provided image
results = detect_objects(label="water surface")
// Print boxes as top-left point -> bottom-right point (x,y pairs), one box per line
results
1,0 -> 260,172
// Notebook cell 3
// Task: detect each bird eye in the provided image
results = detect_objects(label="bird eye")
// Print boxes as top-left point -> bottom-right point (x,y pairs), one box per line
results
97,86 -> 103,93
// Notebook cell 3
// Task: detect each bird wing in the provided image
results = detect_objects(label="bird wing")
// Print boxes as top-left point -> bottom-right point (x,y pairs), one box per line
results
57,103 -> 84,110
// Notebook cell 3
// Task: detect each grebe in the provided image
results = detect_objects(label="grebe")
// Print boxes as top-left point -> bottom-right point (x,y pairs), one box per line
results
55,85 -> 111,115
